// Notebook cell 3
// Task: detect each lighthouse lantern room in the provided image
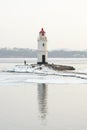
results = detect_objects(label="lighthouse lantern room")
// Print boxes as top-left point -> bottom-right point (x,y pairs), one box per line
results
37,28 -> 48,64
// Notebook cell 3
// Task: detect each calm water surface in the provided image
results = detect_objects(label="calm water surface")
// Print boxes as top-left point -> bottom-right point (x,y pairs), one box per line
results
0,58 -> 87,130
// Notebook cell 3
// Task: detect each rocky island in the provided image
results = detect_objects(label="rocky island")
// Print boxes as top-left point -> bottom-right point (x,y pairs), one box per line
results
7,28 -> 75,73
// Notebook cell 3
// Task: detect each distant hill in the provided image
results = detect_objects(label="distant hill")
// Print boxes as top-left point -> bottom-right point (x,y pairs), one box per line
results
0,48 -> 87,58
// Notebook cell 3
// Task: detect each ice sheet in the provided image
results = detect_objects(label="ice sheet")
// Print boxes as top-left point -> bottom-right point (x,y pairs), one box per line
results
1,64 -> 87,84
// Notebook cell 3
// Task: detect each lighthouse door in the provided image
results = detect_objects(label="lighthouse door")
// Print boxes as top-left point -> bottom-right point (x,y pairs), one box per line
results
42,55 -> 45,63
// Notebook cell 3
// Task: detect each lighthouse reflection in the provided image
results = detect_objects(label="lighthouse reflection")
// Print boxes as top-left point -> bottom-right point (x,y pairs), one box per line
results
37,83 -> 48,120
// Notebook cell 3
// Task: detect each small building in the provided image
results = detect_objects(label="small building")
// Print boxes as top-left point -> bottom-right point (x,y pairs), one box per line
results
37,28 -> 48,64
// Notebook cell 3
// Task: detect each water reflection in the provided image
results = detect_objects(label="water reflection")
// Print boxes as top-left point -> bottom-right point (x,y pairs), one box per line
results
37,83 -> 48,120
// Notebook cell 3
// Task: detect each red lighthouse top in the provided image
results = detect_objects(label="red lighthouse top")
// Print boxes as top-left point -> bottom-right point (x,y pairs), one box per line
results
39,28 -> 45,36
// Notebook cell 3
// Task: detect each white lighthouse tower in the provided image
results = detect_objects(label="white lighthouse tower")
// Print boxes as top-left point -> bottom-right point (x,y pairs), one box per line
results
37,28 -> 48,64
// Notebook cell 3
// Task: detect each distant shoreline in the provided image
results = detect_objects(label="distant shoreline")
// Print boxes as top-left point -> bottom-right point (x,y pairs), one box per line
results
0,48 -> 87,58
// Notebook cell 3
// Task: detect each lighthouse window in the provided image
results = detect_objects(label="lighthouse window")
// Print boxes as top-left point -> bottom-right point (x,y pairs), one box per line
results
43,43 -> 44,46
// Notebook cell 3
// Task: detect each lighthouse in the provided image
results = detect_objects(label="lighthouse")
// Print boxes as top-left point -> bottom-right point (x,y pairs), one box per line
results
37,28 -> 48,64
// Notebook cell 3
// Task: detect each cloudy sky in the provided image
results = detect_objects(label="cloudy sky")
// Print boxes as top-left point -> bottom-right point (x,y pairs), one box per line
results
0,0 -> 87,50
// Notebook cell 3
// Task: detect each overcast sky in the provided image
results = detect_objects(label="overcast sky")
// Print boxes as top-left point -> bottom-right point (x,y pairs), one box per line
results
0,0 -> 87,50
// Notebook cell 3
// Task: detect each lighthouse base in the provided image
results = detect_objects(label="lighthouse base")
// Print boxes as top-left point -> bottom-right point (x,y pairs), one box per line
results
37,62 -> 48,65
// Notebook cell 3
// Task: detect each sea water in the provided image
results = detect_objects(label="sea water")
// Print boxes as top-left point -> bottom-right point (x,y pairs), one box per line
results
0,58 -> 87,130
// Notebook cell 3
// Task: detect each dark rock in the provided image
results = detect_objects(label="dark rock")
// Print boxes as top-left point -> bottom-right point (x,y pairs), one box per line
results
45,63 -> 75,71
